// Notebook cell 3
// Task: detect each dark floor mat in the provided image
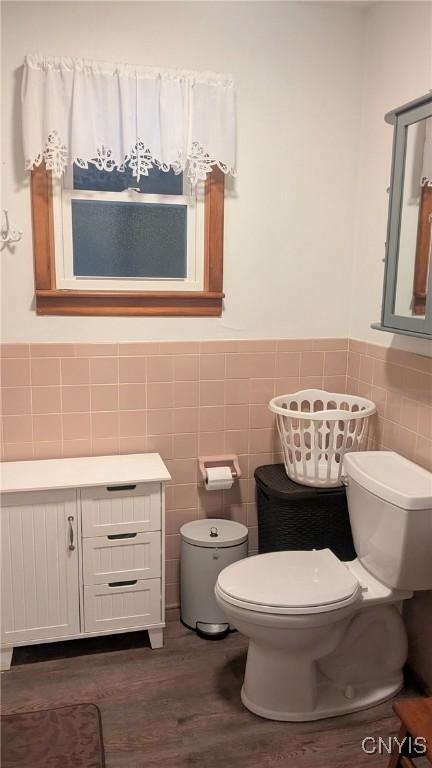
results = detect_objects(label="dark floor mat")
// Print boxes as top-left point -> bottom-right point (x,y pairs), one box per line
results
1,703 -> 105,768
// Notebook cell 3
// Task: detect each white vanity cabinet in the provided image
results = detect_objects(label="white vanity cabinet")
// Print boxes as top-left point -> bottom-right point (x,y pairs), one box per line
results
0,453 -> 170,671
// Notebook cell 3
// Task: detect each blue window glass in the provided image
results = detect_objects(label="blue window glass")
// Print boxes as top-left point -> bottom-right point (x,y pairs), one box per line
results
73,164 -> 183,195
71,200 -> 187,279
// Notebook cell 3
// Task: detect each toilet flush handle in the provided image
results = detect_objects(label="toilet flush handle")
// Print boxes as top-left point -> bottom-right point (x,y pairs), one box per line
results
341,475 -> 349,487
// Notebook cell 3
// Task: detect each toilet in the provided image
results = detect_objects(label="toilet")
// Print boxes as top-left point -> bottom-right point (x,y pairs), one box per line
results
215,451 -> 432,721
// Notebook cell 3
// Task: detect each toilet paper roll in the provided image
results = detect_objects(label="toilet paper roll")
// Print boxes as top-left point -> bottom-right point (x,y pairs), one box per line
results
205,466 -> 234,491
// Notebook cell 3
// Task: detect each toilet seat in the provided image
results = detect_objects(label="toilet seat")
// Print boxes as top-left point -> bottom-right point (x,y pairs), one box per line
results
216,549 -> 361,615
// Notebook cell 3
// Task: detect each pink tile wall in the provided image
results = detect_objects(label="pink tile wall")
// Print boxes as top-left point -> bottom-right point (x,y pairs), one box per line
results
0,338 -> 347,607
2,336 -> 431,607
347,339 -> 432,472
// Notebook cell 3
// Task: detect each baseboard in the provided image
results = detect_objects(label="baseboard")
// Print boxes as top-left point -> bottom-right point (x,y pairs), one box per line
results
166,606 -> 180,621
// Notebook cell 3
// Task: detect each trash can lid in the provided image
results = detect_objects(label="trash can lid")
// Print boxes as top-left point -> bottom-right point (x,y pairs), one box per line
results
180,518 -> 248,548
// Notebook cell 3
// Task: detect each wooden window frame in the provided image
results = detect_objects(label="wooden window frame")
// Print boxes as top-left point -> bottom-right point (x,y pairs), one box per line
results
31,165 -> 225,316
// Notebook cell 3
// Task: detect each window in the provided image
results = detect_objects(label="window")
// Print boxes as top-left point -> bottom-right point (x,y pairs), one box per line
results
70,165 -> 188,285
54,164 -> 204,291
24,55 -> 234,316
31,163 -> 225,316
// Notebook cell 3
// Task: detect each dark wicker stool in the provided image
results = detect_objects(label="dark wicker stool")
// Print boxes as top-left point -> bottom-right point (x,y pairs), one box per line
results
254,464 -> 356,561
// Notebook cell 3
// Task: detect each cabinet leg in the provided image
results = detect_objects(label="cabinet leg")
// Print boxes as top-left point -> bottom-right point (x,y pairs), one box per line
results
148,628 -> 164,649
0,648 -> 13,672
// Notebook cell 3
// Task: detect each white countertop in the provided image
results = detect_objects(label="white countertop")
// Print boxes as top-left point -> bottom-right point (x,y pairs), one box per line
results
0,453 -> 171,494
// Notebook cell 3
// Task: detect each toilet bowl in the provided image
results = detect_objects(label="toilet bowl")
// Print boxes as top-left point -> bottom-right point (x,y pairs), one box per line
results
215,451 -> 432,721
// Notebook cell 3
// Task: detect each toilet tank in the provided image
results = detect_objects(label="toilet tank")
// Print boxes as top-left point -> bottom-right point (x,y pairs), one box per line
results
343,452 -> 432,591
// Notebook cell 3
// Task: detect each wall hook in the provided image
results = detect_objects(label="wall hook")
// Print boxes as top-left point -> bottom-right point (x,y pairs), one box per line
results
1,209 -> 22,245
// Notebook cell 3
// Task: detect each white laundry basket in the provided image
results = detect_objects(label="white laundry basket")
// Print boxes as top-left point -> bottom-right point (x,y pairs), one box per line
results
269,389 -> 376,488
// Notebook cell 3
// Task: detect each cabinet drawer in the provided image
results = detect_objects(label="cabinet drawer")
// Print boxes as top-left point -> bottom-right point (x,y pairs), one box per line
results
83,578 -> 161,633
81,482 -> 161,537
82,531 -> 161,585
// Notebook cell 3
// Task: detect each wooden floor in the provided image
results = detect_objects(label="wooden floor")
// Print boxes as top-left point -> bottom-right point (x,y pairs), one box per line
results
1,611 -> 418,768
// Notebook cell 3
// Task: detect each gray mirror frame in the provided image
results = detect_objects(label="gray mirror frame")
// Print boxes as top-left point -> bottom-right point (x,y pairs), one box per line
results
372,92 -> 432,340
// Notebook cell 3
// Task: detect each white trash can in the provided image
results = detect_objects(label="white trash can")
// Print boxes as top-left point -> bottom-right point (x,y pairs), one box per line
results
180,518 -> 248,639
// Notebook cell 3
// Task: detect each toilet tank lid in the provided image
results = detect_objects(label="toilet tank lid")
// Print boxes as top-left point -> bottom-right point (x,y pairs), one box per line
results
344,451 -> 432,510
180,519 -> 248,548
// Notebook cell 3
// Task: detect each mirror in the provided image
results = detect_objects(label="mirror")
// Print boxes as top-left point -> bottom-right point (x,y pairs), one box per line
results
373,93 -> 432,339
394,118 -> 431,318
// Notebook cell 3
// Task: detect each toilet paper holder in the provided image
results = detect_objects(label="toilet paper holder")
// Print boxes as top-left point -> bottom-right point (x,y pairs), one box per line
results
198,455 -> 242,486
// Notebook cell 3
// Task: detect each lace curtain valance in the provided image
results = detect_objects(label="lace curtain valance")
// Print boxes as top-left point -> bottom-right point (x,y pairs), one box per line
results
22,54 -> 236,186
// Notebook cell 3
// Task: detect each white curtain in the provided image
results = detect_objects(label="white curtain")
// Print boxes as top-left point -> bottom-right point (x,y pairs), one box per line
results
22,54 -> 236,186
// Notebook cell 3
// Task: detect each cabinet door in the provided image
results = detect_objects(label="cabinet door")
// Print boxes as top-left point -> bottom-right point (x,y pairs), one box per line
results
1,489 -> 80,645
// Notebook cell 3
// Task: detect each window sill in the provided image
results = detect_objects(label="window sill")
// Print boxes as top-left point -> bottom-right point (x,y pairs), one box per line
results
35,289 -> 224,316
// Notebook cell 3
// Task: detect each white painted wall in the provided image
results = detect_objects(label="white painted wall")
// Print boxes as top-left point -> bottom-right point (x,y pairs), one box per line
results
1,1 -> 364,342
2,1 -> 431,350
349,0 -> 432,355
350,1 -> 432,692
